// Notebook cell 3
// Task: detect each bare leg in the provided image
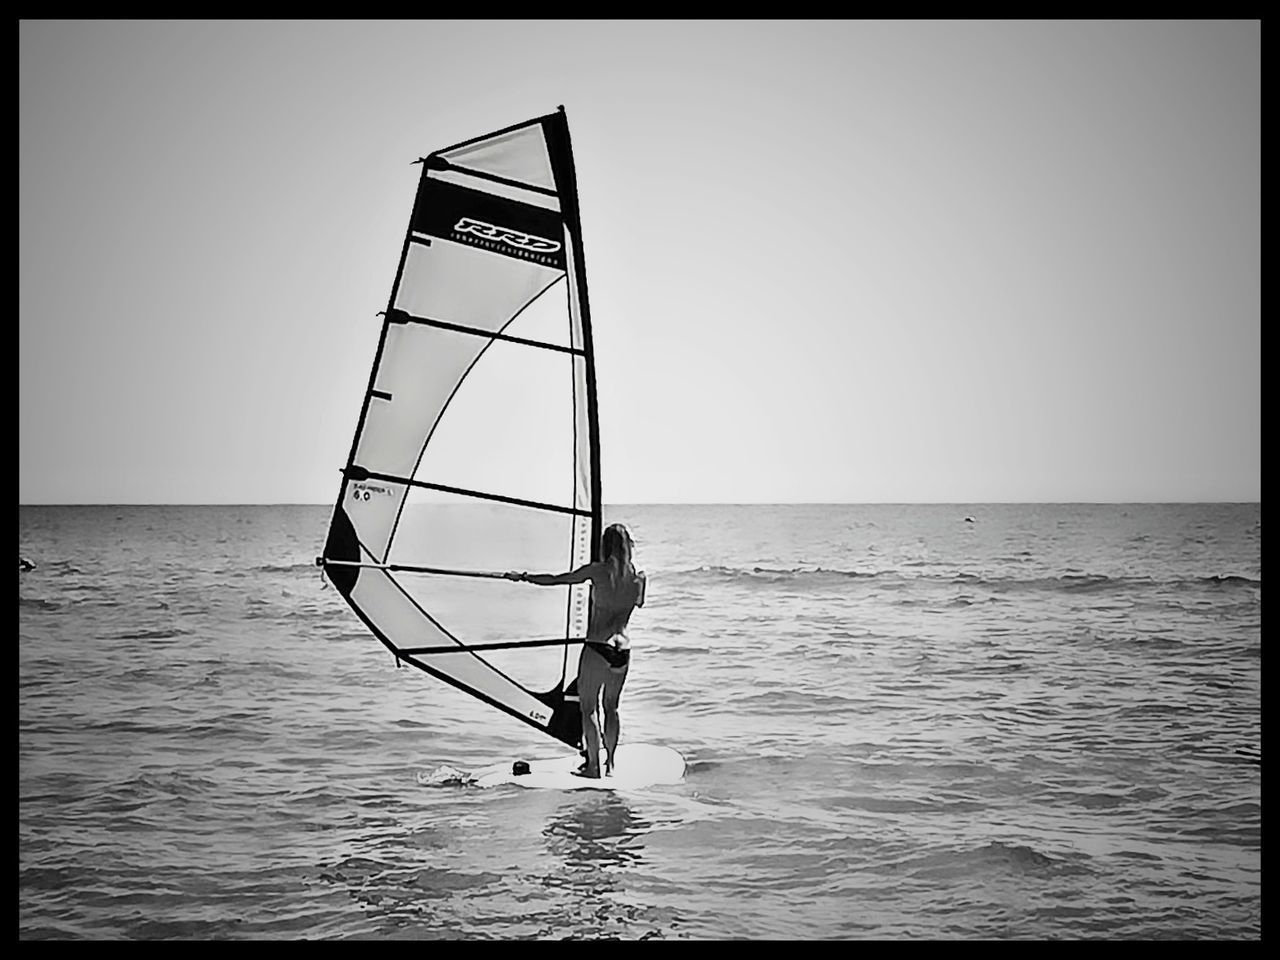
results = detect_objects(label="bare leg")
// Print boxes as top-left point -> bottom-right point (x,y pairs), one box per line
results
601,665 -> 627,774
580,703 -> 602,778
602,706 -> 619,774
575,648 -> 606,778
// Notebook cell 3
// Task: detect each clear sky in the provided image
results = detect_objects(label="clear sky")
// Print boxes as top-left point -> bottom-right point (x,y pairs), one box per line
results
19,20 -> 1260,504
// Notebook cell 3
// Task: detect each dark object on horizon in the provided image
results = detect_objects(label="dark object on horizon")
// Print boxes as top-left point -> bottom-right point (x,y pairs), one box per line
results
512,761 -> 531,776
963,516 -> 976,523
19,556 -> 35,572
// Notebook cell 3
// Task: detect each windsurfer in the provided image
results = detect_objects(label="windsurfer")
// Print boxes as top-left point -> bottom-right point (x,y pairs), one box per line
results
506,523 -> 646,778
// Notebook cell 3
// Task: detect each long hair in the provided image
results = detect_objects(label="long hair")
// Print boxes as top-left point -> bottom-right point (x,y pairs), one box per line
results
600,523 -> 635,584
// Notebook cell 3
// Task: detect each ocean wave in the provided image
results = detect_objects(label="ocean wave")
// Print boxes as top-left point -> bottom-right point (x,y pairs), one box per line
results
21,560 -> 88,576
113,771 -> 219,800
1074,632 -> 1188,650
679,565 -> 876,585
1199,574 -> 1262,587
105,628 -> 191,641
20,865 -> 81,892
885,840 -> 1091,882
962,841 -> 1092,876
973,573 -> 1259,594
652,642 -> 715,655
84,719 -> 183,737
253,562 -> 319,574
671,565 -> 1261,594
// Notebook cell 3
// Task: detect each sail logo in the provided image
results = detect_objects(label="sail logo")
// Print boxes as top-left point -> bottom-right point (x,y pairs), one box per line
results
454,217 -> 562,255
351,482 -> 394,502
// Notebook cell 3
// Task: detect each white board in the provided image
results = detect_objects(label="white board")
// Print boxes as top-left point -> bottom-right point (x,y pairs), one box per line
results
471,742 -> 685,790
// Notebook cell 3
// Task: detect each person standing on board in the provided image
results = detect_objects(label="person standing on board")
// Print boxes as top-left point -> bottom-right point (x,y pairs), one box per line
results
506,523 -> 646,778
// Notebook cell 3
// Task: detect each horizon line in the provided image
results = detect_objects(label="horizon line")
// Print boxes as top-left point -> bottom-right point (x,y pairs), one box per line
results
16,500 -> 1262,507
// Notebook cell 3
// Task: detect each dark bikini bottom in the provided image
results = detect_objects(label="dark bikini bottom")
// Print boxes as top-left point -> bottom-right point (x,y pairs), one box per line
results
586,642 -> 631,669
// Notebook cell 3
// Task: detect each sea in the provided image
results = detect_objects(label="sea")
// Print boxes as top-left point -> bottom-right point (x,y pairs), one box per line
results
18,503 -> 1261,940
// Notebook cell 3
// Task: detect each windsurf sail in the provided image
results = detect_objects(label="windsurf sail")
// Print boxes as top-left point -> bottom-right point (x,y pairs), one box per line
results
318,108 -> 601,749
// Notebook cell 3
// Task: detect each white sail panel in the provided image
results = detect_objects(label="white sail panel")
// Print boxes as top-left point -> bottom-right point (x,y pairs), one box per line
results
347,568 -> 556,725
440,124 -> 557,192
412,335 -> 577,509
355,327 -> 485,476
389,499 -> 582,695
393,239 -> 561,331
492,272 -> 574,349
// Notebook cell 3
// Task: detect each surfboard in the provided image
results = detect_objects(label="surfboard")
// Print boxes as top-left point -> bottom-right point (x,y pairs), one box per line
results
471,743 -> 685,790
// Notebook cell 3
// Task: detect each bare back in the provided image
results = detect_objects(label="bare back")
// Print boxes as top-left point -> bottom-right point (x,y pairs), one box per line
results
586,563 -> 646,646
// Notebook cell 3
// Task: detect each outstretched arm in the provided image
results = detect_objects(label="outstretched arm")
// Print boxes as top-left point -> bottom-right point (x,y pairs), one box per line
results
505,563 -> 596,586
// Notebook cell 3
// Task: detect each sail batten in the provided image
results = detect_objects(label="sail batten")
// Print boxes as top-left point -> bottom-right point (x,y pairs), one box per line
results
321,110 -> 601,749
402,637 -> 586,654
386,309 -> 585,356
339,470 -> 591,517
430,158 -> 562,199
